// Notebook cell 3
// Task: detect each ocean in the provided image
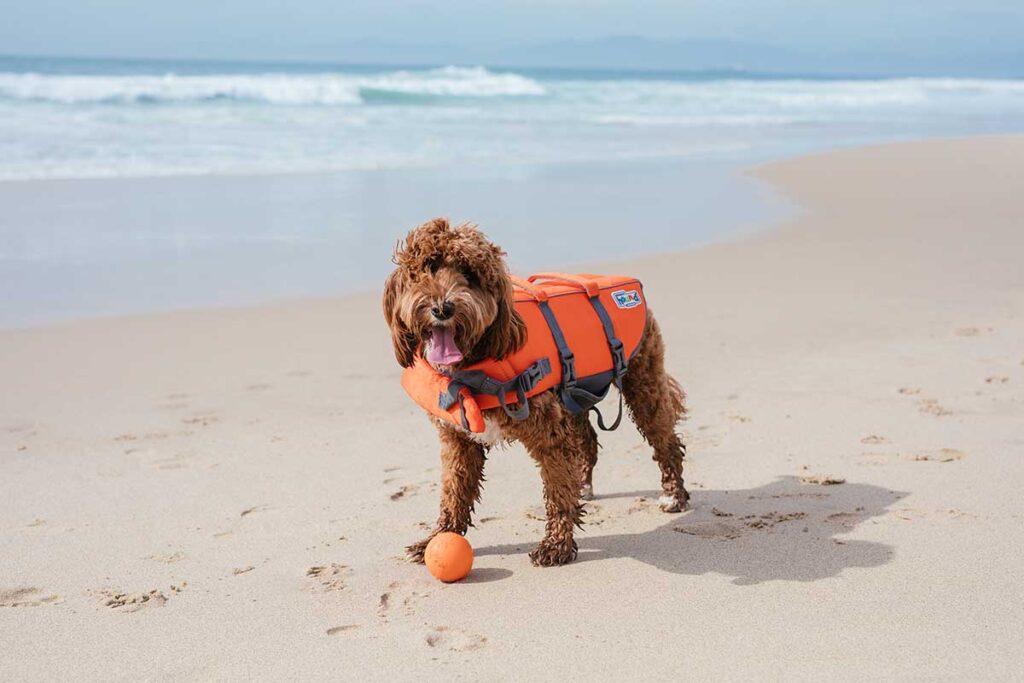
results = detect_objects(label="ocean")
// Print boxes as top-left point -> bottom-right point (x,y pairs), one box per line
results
2,55 -> 1023,326
3,55 -> 1024,181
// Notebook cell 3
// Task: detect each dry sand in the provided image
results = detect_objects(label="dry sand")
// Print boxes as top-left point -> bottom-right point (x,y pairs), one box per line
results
2,136 -> 1023,680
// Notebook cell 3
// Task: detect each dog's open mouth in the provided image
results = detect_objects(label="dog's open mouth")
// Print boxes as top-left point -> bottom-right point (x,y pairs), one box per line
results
426,325 -> 463,365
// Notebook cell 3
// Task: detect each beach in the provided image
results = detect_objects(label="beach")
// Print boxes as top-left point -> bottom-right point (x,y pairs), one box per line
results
2,136 -> 1023,680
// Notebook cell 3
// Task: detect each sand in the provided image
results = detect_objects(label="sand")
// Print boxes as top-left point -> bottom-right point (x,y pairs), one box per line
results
2,136 -> 1023,681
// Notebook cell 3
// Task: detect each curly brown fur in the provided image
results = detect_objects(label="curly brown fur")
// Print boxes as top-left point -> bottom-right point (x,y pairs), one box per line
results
406,425 -> 487,563
383,217 -> 525,368
621,315 -> 690,512
384,218 -> 689,567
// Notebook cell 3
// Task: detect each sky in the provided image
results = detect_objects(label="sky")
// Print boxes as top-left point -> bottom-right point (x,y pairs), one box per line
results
2,0 -> 1023,74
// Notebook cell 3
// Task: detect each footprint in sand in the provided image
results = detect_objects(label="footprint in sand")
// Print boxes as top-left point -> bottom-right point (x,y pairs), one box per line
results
524,505 -> 547,521
152,455 -> 190,470
378,581 -> 400,617
115,431 -> 175,443
918,398 -> 953,417
897,387 -> 921,396
984,376 -> 1009,384
674,520 -> 743,540
747,491 -> 829,500
954,326 -> 991,337
893,506 -> 978,521
1,587 -> 62,607
390,484 -> 419,501
826,508 -> 867,529
326,624 -> 359,636
674,510 -> 807,540
583,502 -> 607,525
424,626 -> 488,652
95,588 -> 168,613
182,414 -> 219,427
306,564 -> 349,592
146,551 -> 186,564
860,435 -> 890,445
799,475 -> 846,486
739,511 -> 807,529
911,448 -> 966,463
232,566 -> 255,576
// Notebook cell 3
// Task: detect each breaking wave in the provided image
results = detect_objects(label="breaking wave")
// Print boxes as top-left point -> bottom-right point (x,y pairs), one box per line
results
0,65 -> 547,105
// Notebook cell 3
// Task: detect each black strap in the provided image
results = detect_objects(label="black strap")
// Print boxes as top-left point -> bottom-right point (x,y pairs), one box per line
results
590,390 -> 624,431
439,358 -> 551,423
585,294 -> 628,431
537,300 -> 589,414
588,295 -> 628,382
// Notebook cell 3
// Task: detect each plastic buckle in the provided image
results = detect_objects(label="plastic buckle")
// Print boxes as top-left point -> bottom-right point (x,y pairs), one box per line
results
520,358 -> 551,392
561,352 -> 577,387
609,339 -> 627,378
517,363 -> 541,393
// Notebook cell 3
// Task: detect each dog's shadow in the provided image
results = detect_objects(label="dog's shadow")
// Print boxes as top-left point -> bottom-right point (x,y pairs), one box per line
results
477,476 -> 905,585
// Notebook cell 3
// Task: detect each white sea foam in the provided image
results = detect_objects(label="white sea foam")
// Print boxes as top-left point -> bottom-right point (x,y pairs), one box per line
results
0,66 -> 545,105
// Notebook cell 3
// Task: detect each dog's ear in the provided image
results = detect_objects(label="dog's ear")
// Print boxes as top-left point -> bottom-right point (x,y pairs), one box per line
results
382,269 -> 418,367
476,279 -> 527,361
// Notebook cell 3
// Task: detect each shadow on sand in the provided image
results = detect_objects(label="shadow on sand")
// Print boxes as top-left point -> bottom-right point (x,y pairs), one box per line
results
477,476 -> 905,585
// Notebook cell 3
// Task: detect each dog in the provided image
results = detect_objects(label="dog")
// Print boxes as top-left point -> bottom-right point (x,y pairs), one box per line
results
383,218 -> 689,566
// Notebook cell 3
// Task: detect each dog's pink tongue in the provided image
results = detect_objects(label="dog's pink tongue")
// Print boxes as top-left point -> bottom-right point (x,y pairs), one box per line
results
426,326 -> 463,365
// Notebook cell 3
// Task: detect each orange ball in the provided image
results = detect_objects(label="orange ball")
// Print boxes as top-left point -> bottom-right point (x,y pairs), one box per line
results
424,532 -> 474,582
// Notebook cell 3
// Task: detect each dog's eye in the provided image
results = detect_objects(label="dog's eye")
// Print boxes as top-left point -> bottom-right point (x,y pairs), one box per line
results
461,269 -> 479,286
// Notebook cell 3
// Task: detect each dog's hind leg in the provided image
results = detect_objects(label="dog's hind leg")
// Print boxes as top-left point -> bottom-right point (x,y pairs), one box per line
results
621,312 -> 690,513
406,422 -> 486,563
576,415 -> 599,500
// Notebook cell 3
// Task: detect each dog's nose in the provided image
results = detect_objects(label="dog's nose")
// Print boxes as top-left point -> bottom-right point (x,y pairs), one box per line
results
431,301 -> 455,321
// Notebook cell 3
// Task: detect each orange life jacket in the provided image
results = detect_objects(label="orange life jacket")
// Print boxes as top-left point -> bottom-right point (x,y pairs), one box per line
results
400,273 -> 647,433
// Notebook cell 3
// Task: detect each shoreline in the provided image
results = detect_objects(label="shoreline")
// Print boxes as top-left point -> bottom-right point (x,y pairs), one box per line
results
3,130 -> 1016,332
2,135 -> 1023,681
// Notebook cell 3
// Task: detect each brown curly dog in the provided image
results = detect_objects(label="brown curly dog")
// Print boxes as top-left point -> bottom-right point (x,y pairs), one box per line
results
383,218 -> 689,566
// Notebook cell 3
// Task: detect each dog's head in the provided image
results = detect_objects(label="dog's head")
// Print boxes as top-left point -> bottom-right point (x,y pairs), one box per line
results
383,218 -> 526,370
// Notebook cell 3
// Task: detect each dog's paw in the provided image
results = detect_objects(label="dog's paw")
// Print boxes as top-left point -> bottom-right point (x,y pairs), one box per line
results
658,490 -> 690,513
579,483 -> 594,501
529,538 -> 578,567
405,537 -> 431,564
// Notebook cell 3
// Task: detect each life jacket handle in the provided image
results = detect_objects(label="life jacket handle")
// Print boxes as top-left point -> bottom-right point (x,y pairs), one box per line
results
509,275 -> 549,302
527,272 -> 600,298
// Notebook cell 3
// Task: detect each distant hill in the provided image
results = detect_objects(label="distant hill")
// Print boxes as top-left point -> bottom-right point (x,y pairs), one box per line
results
332,35 -> 1024,78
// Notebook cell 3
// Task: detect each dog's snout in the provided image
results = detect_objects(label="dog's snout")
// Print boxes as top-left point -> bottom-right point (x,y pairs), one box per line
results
431,301 -> 455,321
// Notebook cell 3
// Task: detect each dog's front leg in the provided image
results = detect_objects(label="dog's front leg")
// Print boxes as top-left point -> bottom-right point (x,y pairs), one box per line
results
509,402 -> 584,566
406,422 -> 486,563
529,449 -> 583,566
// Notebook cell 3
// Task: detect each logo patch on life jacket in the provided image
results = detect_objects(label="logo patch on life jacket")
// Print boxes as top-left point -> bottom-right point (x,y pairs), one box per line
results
611,289 -> 642,309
